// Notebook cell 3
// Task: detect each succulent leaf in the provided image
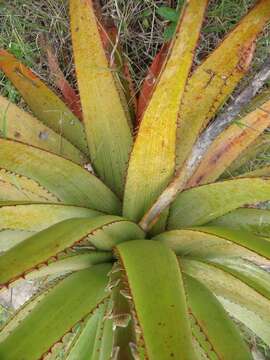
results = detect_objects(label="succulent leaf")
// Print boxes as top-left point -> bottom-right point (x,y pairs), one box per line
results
188,98 -> 270,187
0,202 -> 100,232
183,259 -> 270,347
116,240 -> 196,360
176,0 -> 270,170
0,50 -> 88,154
169,178 -> 270,229
184,274 -> 252,360
0,265 -> 111,360
208,208 -> 270,237
0,139 -> 121,213
64,311 -> 100,360
0,95 -> 87,164
123,0 -> 208,222
70,0 -> 133,197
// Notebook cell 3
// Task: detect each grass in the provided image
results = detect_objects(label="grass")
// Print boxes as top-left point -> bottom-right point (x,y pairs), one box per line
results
1,0 -> 270,99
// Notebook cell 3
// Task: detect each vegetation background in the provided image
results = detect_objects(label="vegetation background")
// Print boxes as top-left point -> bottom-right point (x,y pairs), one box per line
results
0,0 -> 270,358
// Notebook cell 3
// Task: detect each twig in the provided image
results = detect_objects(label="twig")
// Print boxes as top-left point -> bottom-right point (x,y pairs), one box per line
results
186,56 -> 270,174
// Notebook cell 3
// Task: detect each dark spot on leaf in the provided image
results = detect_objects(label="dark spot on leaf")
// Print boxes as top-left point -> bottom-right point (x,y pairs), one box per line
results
14,131 -> 21,138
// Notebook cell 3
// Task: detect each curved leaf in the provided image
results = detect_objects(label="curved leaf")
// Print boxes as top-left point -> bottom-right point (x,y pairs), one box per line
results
137,44 -> 169,122
0,49 -> 88,154
0,202 -> 100,232
208,208 -> 270,237
26,252 -> 112,280
0,95 -> 87,164
0,216 -> 119,288
184,274 -> 251,360
159,226 -> 270,300
116,240 -> 196,360
188,99 -> 270,187
202,256 -> 270,301
123,0 -> 208,222
154,228 -> 269,267
0,230 -> 34,252
220,297 -> 270,348
87,219 -> 145,251
65,311 -> 100,360
175,0 -> 270,170
191,225 -> 270,260
0,283 -> 57,342
42,36 -> 83,120
0,139 -> 121,213
182,259 -> 270,347
0,265 -> 111,360
91,302 -> 113,360
0,168 -> 58,203
169,178 -> 270,229
70,0 -> 133,197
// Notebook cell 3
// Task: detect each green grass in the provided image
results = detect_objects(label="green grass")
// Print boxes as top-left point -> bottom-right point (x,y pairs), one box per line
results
1,0 -> 269,100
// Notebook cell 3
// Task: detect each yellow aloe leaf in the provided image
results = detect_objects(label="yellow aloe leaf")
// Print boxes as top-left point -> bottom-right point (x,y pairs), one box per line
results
176,0 -> 270,170
0,203 -> 100,232
0,139 -> 121,213
70,0 -> 133,197
0,96 -> 87,165
0,50 -> 88,155
0,169 -> 58,202
123,0 -> 208,222
188,99 -> 270,187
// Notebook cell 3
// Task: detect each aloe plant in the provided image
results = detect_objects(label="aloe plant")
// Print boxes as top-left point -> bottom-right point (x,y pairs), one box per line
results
0,0 -> 270,359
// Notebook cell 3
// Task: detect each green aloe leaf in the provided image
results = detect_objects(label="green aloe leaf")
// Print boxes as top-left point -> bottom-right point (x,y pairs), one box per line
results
184,274 -> 252,360
191,226 -> 270,260
91,302 -> 113,360
25,252 -> 113,280
0,139 -> 121,213
0,169 -> 59,203
0,265 -> 111,360
65,311 -> 100,360
208,208 -> 270,237
159,227 -> 270,301
116,240 -> 196,360
0,216 -> 120,288
0,230 -> 34,252
0,95 -> 87,164
0,285 -> 56,343
201,256 -> 270,301
155,228 -> 269,267
169,178 -> 270,229
182,259 -> 270,347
